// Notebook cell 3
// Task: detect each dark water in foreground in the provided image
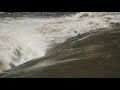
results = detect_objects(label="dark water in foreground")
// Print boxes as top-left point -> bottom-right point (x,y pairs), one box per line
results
0,28 -> 120,78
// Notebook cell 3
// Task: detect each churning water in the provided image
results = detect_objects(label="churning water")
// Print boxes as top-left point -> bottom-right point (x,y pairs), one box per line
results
0,12 -> 120,78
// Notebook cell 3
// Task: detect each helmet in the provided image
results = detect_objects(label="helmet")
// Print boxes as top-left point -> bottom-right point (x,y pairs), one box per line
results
75,31 -> 77,33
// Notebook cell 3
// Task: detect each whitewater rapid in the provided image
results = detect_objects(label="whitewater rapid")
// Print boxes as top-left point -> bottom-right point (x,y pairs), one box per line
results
0,12 -> 120,73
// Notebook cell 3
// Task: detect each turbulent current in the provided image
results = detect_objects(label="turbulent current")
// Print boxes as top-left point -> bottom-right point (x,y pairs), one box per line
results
0,12 -> 120,78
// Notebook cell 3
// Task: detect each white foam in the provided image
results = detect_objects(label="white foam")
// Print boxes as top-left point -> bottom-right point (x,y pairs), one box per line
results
36,12 -> 119,41
0,18 -> 52,72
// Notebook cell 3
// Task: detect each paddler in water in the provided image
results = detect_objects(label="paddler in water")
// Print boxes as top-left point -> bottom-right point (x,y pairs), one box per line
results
74,30 -> 81,40
67,31 -> 81,42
